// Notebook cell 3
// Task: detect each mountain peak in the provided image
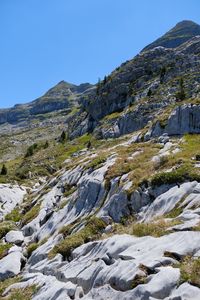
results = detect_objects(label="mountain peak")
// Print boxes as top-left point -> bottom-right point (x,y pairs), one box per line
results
142,20 -> 200,52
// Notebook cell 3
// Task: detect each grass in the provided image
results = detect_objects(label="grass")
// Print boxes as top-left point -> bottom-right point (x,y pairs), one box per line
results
131,274 -> 147,289
48,217 -> 106,260
164,206 -> 183,219
0,285 -> 38,300
63,186 -> 76,198
86,155 -> 107,170
192,222 -> 200,231
132,219 -> 181,238
179,256 -> 200,287
105,142 -> 160,193
0,243 -> 12,260
21,204 -> 41,226
5,208 -> 21,223
151,165 -> 200,187
103,111 -> 123,121
26,243 -> 38,258
0,222 -> 15,239
0,277 -> 22,297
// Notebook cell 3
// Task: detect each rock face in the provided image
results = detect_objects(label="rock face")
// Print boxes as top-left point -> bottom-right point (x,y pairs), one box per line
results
151,104 -> 200,137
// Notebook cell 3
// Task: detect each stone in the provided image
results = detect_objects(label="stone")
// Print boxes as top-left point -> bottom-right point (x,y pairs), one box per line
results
0,246 -> 26,280
5,230 -> 24,245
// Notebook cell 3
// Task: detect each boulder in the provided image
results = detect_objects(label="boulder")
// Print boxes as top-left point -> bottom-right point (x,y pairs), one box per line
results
0,246 -> 26,280
5,230 -> 24,245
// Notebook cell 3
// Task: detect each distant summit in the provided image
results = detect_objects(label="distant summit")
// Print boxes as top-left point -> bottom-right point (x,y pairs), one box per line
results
142,20 -> 200,52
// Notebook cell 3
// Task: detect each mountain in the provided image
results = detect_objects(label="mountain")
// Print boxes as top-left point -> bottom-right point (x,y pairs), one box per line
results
1,21 -> 200,300
142,20 -> 200,52
0,80 -> 93,124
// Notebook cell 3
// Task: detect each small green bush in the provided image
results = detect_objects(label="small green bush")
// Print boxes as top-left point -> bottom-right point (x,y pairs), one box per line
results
15,166 -> 30,179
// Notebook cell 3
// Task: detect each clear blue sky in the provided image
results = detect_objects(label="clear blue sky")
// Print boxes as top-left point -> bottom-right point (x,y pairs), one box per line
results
0,0 -> 200,108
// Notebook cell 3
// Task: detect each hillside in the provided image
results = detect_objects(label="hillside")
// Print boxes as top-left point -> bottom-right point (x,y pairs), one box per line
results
0,20 -> 200,300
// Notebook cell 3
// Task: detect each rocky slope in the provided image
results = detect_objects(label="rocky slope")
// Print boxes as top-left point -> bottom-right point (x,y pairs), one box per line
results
1,20 -> 200,300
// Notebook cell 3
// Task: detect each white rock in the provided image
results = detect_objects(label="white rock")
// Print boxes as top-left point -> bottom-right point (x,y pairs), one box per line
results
5,230 -> 24,245
0,184 -> 26,219
0,246 -> 25,280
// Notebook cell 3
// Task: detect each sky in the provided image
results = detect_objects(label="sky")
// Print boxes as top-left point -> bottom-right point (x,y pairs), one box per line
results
0,0 -> 200,108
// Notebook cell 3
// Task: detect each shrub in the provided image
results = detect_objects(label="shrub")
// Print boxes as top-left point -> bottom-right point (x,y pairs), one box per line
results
25,143 -> 38,157
179,256 -> 200,287
15,165 -> 30,179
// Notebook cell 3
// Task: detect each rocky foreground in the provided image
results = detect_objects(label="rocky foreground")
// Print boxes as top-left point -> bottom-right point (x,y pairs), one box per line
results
0,131 -> 200,299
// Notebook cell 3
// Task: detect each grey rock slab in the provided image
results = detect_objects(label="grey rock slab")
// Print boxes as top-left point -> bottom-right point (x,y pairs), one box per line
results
140,181 -> 197,221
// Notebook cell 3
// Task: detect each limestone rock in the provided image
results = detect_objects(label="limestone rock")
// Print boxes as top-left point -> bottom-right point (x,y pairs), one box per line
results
5,230 -> 24,245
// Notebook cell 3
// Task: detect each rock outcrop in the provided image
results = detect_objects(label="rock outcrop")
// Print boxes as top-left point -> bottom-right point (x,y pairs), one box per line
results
150,104 -> 200,138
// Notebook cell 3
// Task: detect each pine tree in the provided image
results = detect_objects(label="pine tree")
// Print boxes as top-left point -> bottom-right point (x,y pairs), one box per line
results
59,131 -> 66,143
1,164 -> 7,175
160,66 -> 166,84
175,77 -> 186,101
147,89 -> 152,97
96,78 -> 101,95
